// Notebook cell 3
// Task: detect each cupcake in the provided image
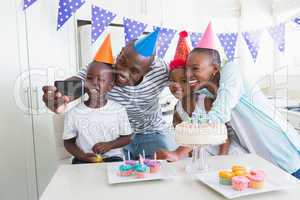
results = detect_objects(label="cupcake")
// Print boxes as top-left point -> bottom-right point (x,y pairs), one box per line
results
118,164 -> 134,177
232,176 -> 250,191
146,160 -> 161,173
247,170 -> 265,189
233,169 -> 247,177
135,164 -> 148,179
232,165 -> 247,176
125,160 -> 137,166
143,159 -> 152,165
232,165 -> 246,173
219,171 -> 234,185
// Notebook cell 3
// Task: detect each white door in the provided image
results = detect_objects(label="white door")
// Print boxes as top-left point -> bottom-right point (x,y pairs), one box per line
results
0,1 -> 38,200
23,0 -> 77,197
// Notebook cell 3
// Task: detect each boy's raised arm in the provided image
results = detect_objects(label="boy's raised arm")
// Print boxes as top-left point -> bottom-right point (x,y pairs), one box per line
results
42,76 -> 83,113
42,66 -> 87,113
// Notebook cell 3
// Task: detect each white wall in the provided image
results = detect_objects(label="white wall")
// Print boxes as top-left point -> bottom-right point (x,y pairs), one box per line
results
238,0 -> 275,85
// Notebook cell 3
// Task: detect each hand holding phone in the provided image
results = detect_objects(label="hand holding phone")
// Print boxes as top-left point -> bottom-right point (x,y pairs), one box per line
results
42,79 -> 84,113
42,85 -> 70,113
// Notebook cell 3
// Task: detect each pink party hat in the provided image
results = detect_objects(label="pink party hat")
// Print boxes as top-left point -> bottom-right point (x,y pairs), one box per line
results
197,22 -> 217,50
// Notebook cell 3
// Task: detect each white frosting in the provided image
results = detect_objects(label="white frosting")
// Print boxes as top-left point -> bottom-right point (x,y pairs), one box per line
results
175,122 -> 228,145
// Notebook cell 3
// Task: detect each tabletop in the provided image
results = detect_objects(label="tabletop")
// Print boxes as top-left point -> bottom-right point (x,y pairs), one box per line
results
40,154 -> 300,200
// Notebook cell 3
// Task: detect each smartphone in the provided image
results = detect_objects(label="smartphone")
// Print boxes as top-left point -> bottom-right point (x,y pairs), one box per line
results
54,80 -> 84,99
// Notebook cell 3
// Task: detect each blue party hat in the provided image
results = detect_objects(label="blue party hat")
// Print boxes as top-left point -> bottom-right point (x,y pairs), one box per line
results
133,28 -> 160,57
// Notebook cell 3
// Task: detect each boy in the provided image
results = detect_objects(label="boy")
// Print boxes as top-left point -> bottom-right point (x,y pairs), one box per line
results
63,61 -> 132,164
63,35 -> 132,164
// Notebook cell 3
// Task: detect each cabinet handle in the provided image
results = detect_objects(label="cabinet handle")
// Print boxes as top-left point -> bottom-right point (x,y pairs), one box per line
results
24,87 -> 30,114
33,87 -> 40,114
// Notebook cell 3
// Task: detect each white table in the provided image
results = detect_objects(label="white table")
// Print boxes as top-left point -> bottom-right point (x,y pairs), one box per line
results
41,154 -> 300,200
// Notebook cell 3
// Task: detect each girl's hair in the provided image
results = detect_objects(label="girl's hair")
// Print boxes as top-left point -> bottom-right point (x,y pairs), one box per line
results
190,48 -> 221,66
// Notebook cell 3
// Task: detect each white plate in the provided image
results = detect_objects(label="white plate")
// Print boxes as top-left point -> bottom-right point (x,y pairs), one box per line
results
195,171 -> 298,199
106,161 -> 177,184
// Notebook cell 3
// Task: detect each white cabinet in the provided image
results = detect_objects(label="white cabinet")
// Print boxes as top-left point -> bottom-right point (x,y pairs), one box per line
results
1,1 -> 77,199
23,0 -> 77,197
0,1 -> 38,200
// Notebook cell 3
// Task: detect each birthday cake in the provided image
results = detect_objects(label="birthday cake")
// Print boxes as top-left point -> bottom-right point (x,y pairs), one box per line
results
175,122 -> 228,145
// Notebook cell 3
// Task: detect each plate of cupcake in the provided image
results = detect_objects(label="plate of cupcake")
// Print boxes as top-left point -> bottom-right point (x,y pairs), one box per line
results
196,165 -> 297,199
106,153 -> 176,184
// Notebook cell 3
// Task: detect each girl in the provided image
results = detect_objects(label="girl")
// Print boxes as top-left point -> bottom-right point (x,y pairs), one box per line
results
160,57 -> 237,161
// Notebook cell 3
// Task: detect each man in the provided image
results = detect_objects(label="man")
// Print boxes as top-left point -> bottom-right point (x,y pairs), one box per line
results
42,30 -> 176,159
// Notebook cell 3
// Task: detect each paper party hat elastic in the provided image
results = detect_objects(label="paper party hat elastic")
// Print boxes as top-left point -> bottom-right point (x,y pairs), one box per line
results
133,28 -> 160,57
94,34 -> 114,64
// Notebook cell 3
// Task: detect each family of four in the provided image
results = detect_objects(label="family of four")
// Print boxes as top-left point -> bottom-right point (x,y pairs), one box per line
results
42,23 -> 300,179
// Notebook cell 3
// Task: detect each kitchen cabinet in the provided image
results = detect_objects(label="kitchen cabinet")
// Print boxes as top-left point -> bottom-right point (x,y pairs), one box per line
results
0,1 -> 77,199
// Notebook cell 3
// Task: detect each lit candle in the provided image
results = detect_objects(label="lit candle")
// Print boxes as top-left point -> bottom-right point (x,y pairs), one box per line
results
139,154 -> 144,165
142,149 -> 145,159
154,152 -> 157,161
127,151 -> 131,161
122,154 -> 126,164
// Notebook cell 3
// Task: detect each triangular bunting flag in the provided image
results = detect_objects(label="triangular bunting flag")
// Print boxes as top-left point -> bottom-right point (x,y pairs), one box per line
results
57,0 -> 85,30
190,32 -> 202,48
23,0 -> 38,10
294,17 -> 300,25
218,33 -> 238,62
155,27 -> 177,58
123,18 -> 147,45
242,30 -> 262,63
91,5 -> 116,43
268,23 -> 285,52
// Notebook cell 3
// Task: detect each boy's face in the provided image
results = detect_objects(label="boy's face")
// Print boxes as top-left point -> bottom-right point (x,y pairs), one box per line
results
114,42 -> 153,87
169,68 -> 190,100
186,52 -> 219,91
85,62 -> 114,98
